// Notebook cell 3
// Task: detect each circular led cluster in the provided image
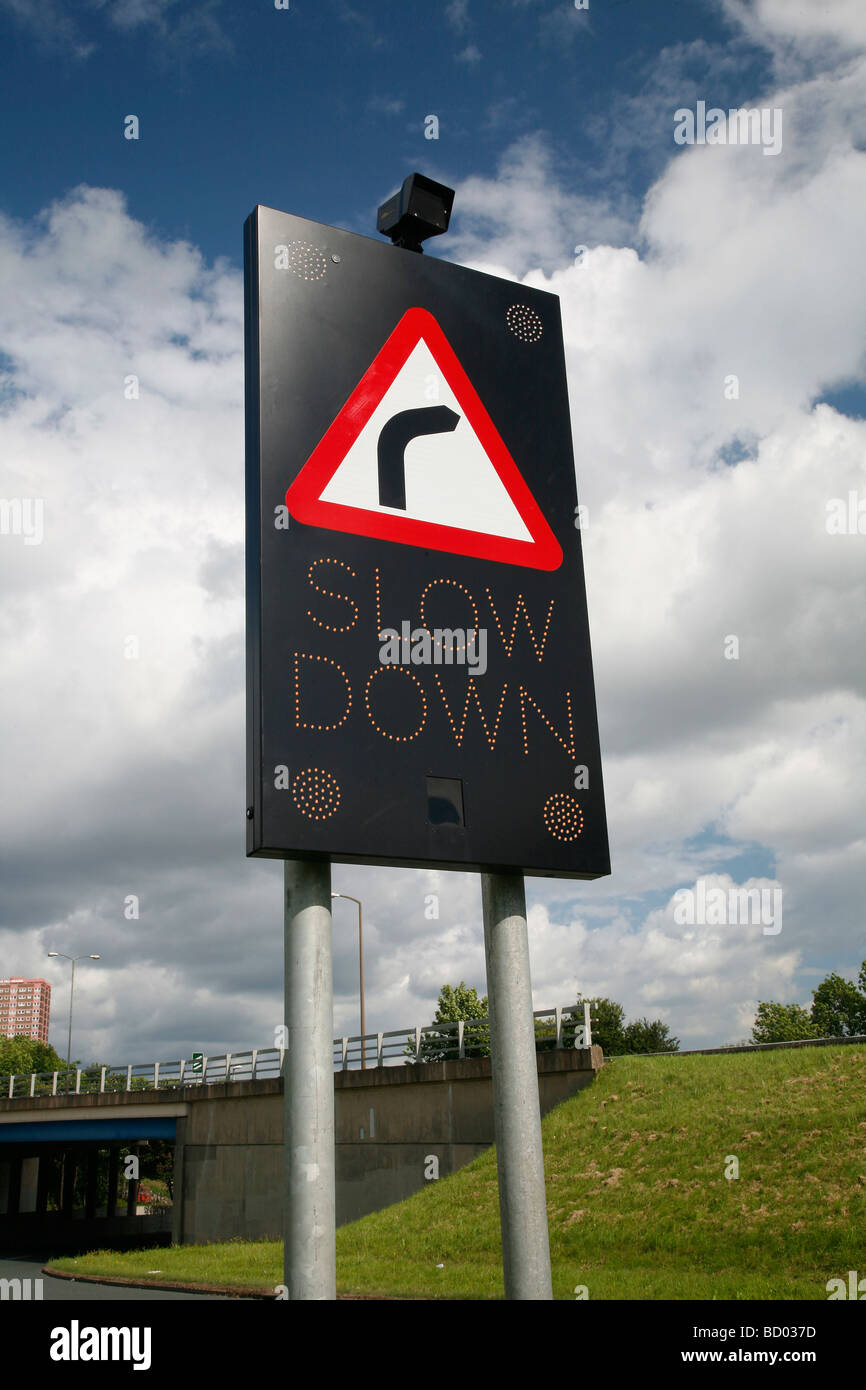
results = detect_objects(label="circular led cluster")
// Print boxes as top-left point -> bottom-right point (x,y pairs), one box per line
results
506,303 -> 543,343
307,557 -> 358,632
543,792 -> 584,841
293,768 -> 341,821
287,241 -> 328,281
365,666 -> 428,742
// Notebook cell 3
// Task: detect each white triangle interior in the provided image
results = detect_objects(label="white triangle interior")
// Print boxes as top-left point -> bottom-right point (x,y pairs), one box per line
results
318,338 -> 533,542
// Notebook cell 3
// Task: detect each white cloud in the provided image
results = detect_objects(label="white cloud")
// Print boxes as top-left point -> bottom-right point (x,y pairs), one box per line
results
367,95 -> 405,115
3,5 -> 866,1059
445,0 -> 470,34
447,133 -> 633,276
0,0 -> 95,58
0,0 -> 233,61
102,0 -> 175,25
526,883 -> 802,1045
445,34 -> 866,1040
537,3 -> 591,48
721,0 -> 866,63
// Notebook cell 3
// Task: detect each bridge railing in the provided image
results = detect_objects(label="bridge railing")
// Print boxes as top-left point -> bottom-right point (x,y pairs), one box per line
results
2,1003 -> 591,1096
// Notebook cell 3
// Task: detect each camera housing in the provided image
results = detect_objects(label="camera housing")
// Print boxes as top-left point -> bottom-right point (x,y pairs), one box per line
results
376,173 -> 455,253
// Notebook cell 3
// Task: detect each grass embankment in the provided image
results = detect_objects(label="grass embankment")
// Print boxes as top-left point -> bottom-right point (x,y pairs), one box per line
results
50,1045 -> 866,1299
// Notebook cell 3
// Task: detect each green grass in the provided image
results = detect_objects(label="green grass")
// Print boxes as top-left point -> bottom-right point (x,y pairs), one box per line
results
50,1044 -> 866,1299
50,1237 -> 279,1293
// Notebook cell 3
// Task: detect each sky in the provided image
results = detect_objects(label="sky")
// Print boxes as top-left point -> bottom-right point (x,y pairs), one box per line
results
0,0 -> 865,1065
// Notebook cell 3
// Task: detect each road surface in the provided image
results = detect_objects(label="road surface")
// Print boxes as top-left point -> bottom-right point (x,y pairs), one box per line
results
0,1254 -> 241,1300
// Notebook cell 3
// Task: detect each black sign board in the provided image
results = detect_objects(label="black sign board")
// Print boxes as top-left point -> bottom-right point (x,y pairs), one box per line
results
245,205 -> 609,879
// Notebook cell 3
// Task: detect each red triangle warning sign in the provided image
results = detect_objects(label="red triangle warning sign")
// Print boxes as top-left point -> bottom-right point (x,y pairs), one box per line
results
286,307 -> 563,571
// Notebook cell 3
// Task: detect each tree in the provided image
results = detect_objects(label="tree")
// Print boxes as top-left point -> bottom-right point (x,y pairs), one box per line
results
622,1017 -> 680,1054
582,997 -> 626,1056
413,986 -> 678,1062
0,1035 -> 66,1078
137,1139 -> 176,1202
751,1001 -> 820,1044
413,982 -> 489,1062
435,982 -> 488,1023
750,960 -> 866,1044
810,972 -> 866,1038
572,997 -> 678,1055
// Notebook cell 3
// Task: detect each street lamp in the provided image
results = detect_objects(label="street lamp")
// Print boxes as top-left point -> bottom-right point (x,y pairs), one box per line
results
47,952 -> 100,1093
330,893 -> 366,1068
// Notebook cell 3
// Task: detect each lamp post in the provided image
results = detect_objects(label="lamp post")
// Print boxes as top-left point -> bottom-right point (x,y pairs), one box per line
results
47,952 -> 100,1094
330,893 -> 366,1068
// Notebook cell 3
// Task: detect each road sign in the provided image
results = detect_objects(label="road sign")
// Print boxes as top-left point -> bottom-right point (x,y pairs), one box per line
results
286,307 -> 562,570
245,205 -> 609,879
191,1053 -> 203,1075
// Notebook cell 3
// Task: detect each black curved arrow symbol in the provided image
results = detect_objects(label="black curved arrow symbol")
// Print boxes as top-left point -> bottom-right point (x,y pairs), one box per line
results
377,405 -> 460,510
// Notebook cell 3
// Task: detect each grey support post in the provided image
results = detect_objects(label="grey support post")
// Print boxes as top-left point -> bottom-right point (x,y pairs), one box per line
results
481,870 -> 553,1300
283,858 -> 336,1300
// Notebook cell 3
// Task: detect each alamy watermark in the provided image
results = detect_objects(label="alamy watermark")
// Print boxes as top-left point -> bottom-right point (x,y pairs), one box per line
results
674,881 -> 782,936
50,1321 -> 151,1370
379,621 -> 487,676
825,491 -> 866,535
827,1271 -> 866,1299
1,1276 -> 43,1300
0,496 -> 43,545
674,102 -> 783,157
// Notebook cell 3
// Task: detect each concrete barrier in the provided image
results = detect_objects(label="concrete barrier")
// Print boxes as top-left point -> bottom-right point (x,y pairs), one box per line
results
173,1047 -> 602,1243
1,1047 -> 602,1248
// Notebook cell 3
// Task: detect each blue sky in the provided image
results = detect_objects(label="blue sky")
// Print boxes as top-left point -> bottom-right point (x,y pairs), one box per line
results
0,0 -> 767,264
1,0 -> 865,1062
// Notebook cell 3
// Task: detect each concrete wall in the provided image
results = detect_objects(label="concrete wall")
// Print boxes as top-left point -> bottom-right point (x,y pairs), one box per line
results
0,1212 -> 173,1255
1,1047 -> 602,1248
173,1047 -> 602,1244
172,1080 -> 283,1246
18,1156 -> 38,1213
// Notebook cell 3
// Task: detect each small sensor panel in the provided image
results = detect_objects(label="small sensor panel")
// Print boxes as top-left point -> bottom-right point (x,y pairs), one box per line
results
427,776 -> 465,827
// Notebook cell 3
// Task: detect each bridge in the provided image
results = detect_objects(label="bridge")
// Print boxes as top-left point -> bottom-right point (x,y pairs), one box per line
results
0,1006 -> 600,1253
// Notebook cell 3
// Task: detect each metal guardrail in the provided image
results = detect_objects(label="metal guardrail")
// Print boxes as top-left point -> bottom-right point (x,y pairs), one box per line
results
1,1004 -> 592,1097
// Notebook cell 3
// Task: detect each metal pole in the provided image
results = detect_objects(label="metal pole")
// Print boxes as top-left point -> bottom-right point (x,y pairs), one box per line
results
358,899 -> 366,1069
284,858 -> 336,1300
481,870 -> 553,1300
332,893 -> 367,1069
66,958 -> 75,1096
